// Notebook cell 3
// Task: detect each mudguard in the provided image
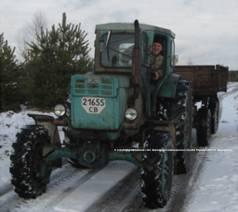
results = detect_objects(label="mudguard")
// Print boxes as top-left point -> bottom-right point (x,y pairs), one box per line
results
158,73 -> 181,98
28,114 -> 62,146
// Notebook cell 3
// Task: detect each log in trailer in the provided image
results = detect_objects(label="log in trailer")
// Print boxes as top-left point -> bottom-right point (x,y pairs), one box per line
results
176,65 -> 228,146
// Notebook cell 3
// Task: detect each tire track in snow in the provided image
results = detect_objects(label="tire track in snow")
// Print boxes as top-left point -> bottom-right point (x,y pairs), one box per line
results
51,161 -> 136,212
86,170 -> 140,212
25,168 -> 101,212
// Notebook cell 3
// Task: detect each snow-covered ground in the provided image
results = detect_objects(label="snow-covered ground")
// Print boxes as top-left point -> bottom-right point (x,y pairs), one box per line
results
0,82 -> 238,212
183,83 -> 238,212
0,111 -> 34,185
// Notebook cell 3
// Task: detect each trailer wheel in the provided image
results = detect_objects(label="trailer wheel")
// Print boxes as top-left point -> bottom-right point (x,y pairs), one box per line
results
196,108 -> 211,146
141,132 -> 173,209
210,99 -> 219,134
10,126 -> 52,198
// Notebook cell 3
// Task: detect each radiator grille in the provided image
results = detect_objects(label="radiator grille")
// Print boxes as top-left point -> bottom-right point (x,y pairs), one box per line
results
74,78 -> 115,97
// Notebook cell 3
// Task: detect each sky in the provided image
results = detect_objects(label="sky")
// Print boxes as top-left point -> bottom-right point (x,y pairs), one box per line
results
0,0 -> 238,69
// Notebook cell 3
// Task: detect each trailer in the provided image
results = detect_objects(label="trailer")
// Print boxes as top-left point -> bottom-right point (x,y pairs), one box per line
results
176,65 -> 229,146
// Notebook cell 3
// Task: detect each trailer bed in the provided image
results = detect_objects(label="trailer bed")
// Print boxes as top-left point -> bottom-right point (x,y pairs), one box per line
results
175,65 -> 228,96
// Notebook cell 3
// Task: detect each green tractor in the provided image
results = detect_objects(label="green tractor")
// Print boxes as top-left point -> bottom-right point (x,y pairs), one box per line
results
10,20 -> 192,209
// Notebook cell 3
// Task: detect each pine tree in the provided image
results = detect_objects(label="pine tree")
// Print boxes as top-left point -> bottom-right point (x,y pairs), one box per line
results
24,13 -> 93,108
0,33 -> 20,111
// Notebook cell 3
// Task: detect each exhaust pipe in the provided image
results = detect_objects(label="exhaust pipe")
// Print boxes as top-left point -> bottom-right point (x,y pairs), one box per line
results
132,19 -> 141,100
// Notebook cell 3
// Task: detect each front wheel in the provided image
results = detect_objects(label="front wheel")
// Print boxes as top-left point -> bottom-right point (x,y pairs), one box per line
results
10,125 -> 52,198
141,132 -> 173,209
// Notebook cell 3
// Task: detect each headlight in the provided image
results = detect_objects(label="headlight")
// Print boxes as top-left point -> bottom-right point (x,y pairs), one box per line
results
125,108 -> 137,121
54,104 -> 66,117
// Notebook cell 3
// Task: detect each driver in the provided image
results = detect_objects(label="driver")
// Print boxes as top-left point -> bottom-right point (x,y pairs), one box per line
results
150,42 -> 163,80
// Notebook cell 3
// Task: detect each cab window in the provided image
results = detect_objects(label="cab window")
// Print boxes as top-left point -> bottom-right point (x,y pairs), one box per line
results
100,33 -> 134,68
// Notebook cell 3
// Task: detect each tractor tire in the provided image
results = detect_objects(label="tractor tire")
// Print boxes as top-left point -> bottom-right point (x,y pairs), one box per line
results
10,125 -> 52,198
196,108 -> 211,146
174,85 -> 192,175
141,132 -> 173,209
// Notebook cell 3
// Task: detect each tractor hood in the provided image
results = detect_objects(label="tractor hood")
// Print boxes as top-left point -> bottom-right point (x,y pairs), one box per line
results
70,72 -> 129,130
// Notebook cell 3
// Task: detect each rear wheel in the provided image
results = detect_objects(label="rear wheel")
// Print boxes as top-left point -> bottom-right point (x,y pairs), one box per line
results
141,131 -> 173,209
10,126 -> 52,198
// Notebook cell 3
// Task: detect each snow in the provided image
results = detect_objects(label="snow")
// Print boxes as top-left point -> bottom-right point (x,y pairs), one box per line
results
0,111 -> 34,185
52,162 -> 136,212
182,83 -> 238,212
0,82 -> 238,212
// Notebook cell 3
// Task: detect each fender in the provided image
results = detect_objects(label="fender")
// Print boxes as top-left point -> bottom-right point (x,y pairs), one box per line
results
28,114 -> 66,146
158,73 -> 181,98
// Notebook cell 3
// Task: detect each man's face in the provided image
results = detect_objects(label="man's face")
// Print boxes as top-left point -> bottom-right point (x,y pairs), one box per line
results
152,42 -> 162,55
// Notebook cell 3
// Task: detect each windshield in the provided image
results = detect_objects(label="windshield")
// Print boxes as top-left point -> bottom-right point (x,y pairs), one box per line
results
100,33 -> 134,68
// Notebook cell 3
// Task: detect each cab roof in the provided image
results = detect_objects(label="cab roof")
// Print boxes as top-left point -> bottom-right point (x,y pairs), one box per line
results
95,22 -> 175,38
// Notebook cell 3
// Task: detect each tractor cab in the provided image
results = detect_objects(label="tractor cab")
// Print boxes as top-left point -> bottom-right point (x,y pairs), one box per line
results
92,21 -> 178,118
94,22 -> 176,76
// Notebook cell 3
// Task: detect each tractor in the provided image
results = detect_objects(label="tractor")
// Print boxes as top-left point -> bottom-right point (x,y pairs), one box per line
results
10,20 -> 193,209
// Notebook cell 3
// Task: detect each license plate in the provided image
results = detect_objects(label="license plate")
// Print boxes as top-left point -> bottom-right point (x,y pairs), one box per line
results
81,97 -> 106,114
